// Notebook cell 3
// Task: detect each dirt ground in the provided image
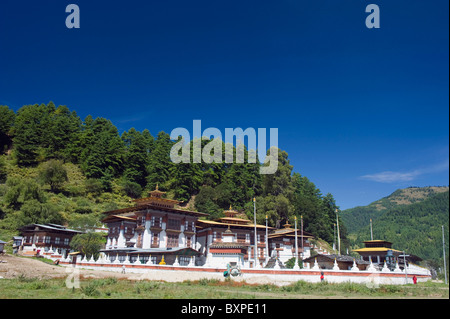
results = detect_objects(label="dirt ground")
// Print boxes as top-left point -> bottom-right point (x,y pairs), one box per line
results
0,254 -> 146,281
0,254 -> 276,284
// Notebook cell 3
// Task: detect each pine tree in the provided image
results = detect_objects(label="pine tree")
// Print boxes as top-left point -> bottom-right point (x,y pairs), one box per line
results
168,138 -> 204,202
13,104 -> 49,166
223,145 -> 261,211
254,148 -> 294,227
0,105 -> 15,153
194,185 -> 222,218
45,105 -> 82,161
122,128 -> 149,187
146,131 -> 173,190
79,117 -> 125,186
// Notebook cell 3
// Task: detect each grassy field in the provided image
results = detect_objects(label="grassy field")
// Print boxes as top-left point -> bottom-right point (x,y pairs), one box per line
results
0,275 -> 448,299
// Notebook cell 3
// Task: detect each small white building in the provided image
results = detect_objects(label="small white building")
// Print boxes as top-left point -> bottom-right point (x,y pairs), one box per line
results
205,226 -> 247,268
196,206 -> 272,268
268,222 -> 313,265
18,223 -> 83,258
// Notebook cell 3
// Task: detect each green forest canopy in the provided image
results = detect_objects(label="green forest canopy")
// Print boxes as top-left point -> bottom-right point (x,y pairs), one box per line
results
351,191 -> 449,263
0,102 -> 347,251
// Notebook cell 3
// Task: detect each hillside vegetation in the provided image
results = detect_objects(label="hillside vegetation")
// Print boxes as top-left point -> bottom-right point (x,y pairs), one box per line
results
342,186 -> 449,234
0,102 -> 347,250
346,189 -> 449,274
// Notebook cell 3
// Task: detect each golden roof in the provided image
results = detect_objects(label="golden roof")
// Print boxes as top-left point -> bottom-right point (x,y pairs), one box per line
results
133,185 -> 180,207
197,219 -> 269,229
353,247 -> 402,253
223,205 -> 239,217
101,214 -> 137,223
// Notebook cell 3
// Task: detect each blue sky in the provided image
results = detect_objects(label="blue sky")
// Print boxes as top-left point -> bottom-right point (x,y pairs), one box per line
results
0,0 -> 448,209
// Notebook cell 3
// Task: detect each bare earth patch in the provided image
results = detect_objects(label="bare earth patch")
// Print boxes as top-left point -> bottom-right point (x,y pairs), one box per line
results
0,254 -> 140,281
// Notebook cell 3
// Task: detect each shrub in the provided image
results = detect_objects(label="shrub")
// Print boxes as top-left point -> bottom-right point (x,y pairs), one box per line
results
38,159 -> 68,192
84,178 -> 103,195
81,284 -> 101,297
28,280 -> 49,290
121,180 -> 142,198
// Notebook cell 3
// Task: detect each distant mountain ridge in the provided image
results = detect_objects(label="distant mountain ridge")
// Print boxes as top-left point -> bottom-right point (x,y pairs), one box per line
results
347,190 -> 449,263
342,186 -> 449,234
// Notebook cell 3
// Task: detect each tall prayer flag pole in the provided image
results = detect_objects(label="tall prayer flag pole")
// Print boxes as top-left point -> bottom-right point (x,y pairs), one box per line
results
403,251 -> 408,284
253,197 -> 259,268
265,215 -> 269,264
370,218 -> 373,241
333,223 -> 336,251
301,215 -> 304,259
443,225 -> 448,285
335,209 -> 341,255
294,216 -> 300,269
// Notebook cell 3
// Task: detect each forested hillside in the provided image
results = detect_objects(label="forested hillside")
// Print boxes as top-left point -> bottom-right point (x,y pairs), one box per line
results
341,186 -> 449,234
0,102 -> 347,249
343,186 -> 449,269
350,191 -> 449,265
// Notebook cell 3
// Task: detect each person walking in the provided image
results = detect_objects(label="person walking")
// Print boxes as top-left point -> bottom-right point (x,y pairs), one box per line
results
320,271 -> 324,282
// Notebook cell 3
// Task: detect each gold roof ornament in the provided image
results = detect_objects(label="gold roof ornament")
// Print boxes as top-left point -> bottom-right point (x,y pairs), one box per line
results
150,184 -> 165,195
224,224 -> 233,234
283,221 -> 292,229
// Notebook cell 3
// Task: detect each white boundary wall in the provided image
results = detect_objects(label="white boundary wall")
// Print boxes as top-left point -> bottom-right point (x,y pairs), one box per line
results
59,258 -> 431,286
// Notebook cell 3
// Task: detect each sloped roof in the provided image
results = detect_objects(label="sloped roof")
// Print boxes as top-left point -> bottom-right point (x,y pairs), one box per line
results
303,254 -> 370,264
101,214 -> 137,223
268,224 -> 314,239
103,203 -> 208,218
19,223 -> 83,234
197,219 -> 269,229
353,247 -> 402,253
209,242 -> 248,249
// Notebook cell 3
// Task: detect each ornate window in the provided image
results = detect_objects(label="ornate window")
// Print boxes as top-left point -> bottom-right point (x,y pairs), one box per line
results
168,218 -> 180,230
151,216 -> 162,228
167,234 -> 179,248
152,233 -> 159,247
186,236 -> 191,248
